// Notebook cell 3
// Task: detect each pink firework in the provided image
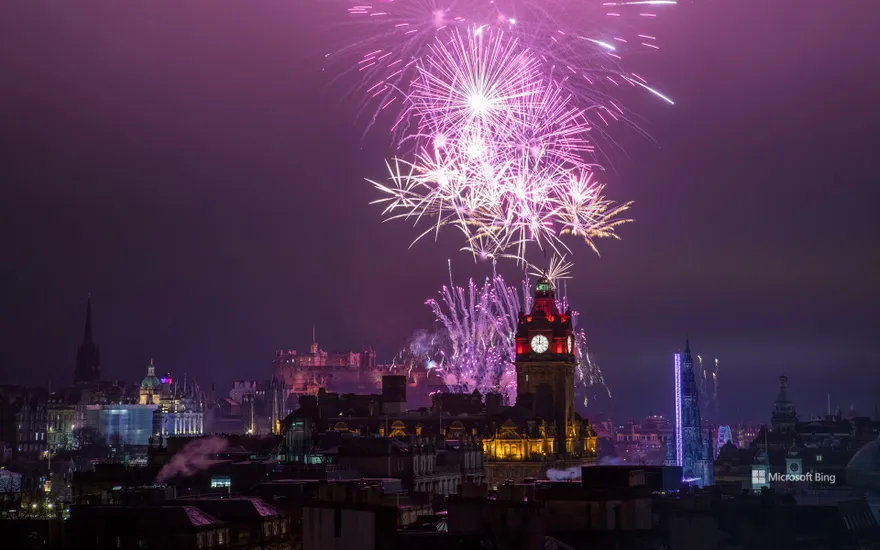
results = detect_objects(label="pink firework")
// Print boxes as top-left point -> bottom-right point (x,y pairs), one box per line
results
368,26 -> 632,262
337,0 -> 676,134
335,1 -> 676,263
401,27 -> 544,140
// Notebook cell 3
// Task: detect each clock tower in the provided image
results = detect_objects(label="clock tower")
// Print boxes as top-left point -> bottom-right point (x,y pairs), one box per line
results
514,277 -> 576,456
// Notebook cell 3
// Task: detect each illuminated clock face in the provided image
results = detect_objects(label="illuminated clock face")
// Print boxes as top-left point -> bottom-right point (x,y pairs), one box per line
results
531,334 -> 549,354
568,336 -> 574,354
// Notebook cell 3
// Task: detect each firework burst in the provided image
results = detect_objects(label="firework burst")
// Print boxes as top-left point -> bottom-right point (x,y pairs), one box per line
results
336,0 -> 675,264
364,25 -> 638,263
338,0 -> 676,127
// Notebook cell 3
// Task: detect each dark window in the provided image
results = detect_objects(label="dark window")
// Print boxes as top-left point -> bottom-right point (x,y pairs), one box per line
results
334,508 -> 342,538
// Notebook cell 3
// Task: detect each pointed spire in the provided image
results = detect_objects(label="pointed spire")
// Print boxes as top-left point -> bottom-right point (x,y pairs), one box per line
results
83,295 -> 94,345
75,294 -> 101,383
681,337 -> 693,366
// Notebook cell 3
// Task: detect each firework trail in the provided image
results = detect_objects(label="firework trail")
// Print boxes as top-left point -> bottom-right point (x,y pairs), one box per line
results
713,357 -> 720,418
694,352 -> 720,420
697,355 -> 707,412
424,264 -> 524,399
335,0 -> 676,264
574,328 -> 613,407
415,260 -> 610,404
391,328 -> 450,375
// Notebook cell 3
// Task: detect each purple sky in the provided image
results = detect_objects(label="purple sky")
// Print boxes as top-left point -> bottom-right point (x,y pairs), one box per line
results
1,0 -> 878,423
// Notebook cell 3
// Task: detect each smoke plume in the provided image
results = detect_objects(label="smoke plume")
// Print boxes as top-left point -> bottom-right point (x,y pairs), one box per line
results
546,456 -> 625,480
546,466 -> 582,480
156,436 -> 228,483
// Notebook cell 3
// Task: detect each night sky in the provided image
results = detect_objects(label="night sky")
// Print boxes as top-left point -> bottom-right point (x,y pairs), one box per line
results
2,0 -> 878,423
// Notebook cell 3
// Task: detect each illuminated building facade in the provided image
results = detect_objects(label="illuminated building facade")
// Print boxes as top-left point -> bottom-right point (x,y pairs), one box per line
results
135,361 -> 205,437
154,376 -> 204,438
15,398 -> 47,457
46,400 -> 77,451
614,416 -> 674,464
481,277 -> 597,486
674,340 -> 714,487
272,332 -> 367,395
271,335 -> 434,408
98,404 -> 156,447
238,379 -> 288,435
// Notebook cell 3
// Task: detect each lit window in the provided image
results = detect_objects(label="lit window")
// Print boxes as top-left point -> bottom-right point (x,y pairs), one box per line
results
210,476 -> 231,488
816,454 -> 823,463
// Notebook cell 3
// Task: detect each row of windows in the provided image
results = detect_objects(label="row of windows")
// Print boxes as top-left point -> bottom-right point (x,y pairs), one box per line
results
210,476 -> 232,488
617,434 -> 670,441
263,520 -> 286,537
196,529 -> 227,548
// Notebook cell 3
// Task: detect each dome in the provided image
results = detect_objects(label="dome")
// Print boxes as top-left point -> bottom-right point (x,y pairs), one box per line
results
846,435 -> 880,490
848,436 -> 880,472
140,360 -> 162,390
140,375 -> 161,390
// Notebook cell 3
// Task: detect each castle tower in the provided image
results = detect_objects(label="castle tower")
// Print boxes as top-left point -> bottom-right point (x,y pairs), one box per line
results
675,339 -> 713,486
514,277 -> 576,456
771,375 -> 798,435
74,295 -> 101,383
309,327 -> 318,354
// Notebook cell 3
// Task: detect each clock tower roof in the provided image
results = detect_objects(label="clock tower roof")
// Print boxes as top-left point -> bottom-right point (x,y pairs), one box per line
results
531,277 -> 562,319
515,278 -> 574,356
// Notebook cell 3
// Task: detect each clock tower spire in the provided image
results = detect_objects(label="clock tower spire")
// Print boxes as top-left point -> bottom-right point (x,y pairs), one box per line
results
514,276 -> 576,456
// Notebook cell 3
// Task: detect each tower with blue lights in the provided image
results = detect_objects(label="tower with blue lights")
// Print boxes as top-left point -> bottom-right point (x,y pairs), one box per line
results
674,339 -> 713,487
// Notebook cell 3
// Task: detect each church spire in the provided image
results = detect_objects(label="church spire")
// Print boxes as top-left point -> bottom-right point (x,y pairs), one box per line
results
74,295 -> 101,384
83,294 -> 94,345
